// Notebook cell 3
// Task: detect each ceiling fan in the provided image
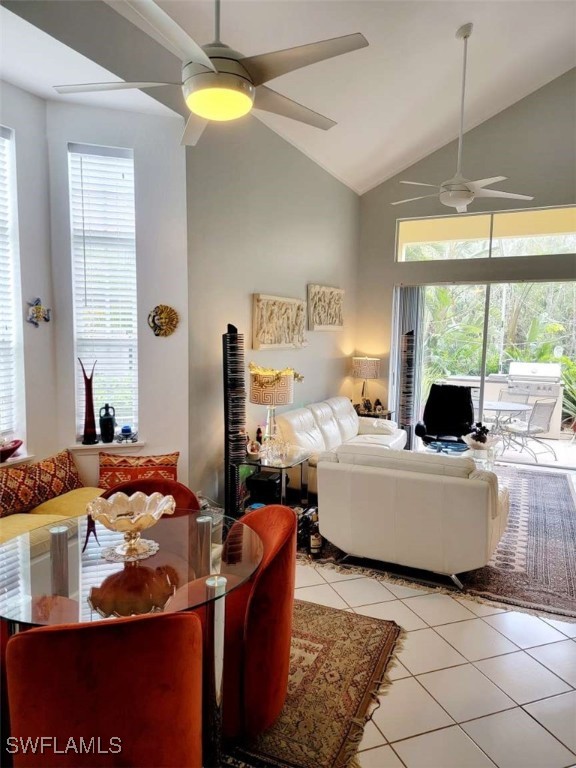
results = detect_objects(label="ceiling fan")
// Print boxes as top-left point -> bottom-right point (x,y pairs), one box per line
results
392,23 -> 534,213
53,0 -> 368,146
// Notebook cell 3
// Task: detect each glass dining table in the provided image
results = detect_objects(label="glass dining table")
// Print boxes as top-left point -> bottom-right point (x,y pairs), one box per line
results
0,509 -> 264,766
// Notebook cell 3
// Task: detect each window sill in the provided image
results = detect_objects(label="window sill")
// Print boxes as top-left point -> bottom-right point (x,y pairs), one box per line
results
68,441 -> 146,456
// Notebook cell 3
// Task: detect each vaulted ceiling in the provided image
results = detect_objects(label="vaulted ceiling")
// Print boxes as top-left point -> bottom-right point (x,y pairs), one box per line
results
1,1 -> 575,193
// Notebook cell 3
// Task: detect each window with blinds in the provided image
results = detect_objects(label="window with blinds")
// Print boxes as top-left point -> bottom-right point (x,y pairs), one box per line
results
0,125 -> 24,439
68,144 -> 138,438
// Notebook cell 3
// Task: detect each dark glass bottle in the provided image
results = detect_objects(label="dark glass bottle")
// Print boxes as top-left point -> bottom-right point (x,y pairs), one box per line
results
99,403 -> 116,443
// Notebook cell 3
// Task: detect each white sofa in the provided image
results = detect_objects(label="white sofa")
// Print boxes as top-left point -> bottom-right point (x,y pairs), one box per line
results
275,397 -> 407,491
317,444 -> 509,584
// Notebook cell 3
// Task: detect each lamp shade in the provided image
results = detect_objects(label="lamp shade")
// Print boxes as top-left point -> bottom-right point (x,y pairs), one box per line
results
249,373 -> 294,407
352,357 -> 381,380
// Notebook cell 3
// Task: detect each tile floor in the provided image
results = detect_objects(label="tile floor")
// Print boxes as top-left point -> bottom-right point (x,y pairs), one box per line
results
295,562 -> 576,768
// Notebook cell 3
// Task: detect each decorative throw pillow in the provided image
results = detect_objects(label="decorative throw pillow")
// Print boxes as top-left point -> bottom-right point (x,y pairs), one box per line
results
0,450 -> 83,518
98,452 -> 180,491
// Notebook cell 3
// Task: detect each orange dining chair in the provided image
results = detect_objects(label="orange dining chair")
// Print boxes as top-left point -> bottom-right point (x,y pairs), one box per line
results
189,504 -> 297,741
101,478 -> 201,515
83,479 -> 201,551
5,612 -> 203,768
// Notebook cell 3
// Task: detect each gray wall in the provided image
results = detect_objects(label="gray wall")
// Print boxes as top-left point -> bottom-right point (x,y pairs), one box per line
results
358,68 -> 576,406
187,117 -> 360,499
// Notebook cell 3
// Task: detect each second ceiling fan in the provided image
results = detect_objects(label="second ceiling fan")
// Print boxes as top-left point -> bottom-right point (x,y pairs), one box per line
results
392,23 -> 534,213
54,0 -> 368,146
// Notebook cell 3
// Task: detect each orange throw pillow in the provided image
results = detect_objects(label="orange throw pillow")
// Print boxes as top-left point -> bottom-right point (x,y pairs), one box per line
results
0,450 -> 83,518
98,452 -> 180,491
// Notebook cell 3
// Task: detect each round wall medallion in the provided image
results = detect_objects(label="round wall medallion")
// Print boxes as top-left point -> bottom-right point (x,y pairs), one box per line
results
147,305 -> 179,337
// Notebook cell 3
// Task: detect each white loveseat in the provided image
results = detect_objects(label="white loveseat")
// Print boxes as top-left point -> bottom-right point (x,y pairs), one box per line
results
317,445 -> 509,583
275,397 -> 407,491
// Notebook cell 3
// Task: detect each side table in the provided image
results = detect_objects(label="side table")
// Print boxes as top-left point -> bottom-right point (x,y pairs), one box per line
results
239,449 -> 310,506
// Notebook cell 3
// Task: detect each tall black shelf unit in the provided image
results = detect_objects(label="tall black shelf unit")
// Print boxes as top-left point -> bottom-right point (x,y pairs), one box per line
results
222,324 -> 247,517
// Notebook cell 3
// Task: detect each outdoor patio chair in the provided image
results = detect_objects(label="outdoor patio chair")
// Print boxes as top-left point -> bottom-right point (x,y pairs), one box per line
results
501,398 -> 558,462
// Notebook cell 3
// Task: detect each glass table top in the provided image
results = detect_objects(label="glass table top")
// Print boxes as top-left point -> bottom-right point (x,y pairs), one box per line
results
0,510 -> 263,627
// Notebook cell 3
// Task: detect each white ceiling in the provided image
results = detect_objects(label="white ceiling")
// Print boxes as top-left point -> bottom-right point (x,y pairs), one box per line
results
1,1 -> 575,194
0,7 -> 175,117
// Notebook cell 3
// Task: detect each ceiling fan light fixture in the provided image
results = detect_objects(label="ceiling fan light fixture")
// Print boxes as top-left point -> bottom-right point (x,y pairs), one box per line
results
439,185 -> 475,209
184,72 -> 255,121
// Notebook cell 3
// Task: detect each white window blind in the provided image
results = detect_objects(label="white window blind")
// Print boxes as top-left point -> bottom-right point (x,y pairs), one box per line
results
68,144 -> 138,438
0,125 -> 24,439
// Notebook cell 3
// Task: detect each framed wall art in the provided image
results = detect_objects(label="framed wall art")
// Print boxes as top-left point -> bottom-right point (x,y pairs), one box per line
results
307,284 -> 344,330
252,294 -> 307,350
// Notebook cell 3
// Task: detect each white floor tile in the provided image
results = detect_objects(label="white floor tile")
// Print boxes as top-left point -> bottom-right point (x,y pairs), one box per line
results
540,616 -> 576,639
403,593 -> 477,626
371,677 -> 454,743
314,565 -> 363,583
397,628 -> 468,675
524,691 -> 576,753
295,564 -> 325,588
358,744 -> 405,768
484,611 -> 567,649
355,599 -> 427,631
475,651 -> 572,704
358,719 -> 387,751
383,581 -> 430,599
435,618 -> 518,661
393,725 -> 497,768
331,577 -> 397,607
418,664 -> 515,722
387,660 -> 411,681
527,640 -> 576,686
454,596 -> 506,617
295,583 -> 348,610
462,707 -> 575,768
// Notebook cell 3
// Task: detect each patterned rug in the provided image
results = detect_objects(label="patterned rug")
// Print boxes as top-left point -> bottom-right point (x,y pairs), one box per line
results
225,600 -> 401,768
461,467 -> 576,617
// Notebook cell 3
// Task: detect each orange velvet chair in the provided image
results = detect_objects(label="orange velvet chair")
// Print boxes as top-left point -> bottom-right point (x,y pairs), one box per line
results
5,613 -> 203,768
213,504 -> 297,740
101,478 -> 200,515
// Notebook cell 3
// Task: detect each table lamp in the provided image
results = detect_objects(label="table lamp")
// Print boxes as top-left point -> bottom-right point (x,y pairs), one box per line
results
249,370 -> 295,441
352,356 -> 381,401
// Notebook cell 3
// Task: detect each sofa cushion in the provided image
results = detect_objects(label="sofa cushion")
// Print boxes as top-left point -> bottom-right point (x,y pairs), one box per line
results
98,452 -> 179,490
335,445 -> 476,477
0,450 -> 83,518
307,402 -> 342,450
0,513 -> 70,545
326,397 -> 359,443
275,408 -> 326,454
30,487 -> 103,516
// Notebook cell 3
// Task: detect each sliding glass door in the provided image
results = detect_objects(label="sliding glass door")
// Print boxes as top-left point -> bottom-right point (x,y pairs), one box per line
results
396,281 -> 576,468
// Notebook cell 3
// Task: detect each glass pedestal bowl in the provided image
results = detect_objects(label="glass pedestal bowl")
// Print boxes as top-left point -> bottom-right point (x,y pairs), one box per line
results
87,491 -> 176,562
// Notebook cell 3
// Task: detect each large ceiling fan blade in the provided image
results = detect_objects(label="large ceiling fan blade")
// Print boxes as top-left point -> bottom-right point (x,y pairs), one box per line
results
469,176 -> 507,189
400,181 -> 438,188
254,86 -> 336,130
103,0 -> 215,71
241,33 -> 368,86
475,188 -> 534,201
54,81 -> 175,94
181,114 -> 208,146
391,194 -> 439,206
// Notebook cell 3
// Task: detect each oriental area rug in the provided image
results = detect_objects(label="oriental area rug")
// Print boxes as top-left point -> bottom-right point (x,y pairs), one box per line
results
461,466 -> 576,618
224,600 -> 401,768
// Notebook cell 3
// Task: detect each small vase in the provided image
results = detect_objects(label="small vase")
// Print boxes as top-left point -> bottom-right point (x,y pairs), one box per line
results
79,358 -> 98,445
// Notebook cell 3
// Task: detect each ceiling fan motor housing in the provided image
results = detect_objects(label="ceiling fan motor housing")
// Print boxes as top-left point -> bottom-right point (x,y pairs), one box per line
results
439,179 -> 475,209
182,45 -> 256,120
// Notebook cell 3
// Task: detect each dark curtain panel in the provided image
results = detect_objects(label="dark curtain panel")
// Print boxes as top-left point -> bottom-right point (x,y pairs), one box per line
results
394,287 -> 423,449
